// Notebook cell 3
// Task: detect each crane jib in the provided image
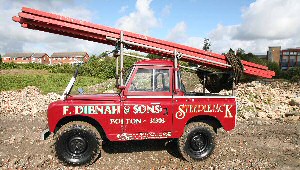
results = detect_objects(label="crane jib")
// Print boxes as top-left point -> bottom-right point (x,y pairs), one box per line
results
12,7 -> 275,79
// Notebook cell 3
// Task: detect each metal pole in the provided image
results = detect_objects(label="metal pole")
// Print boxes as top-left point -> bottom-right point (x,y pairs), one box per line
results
203,74 -> 206,95
120,31 -> 124,86
232,77 -> 235,96
115,55 -> 119,86
174,50 -> 178,91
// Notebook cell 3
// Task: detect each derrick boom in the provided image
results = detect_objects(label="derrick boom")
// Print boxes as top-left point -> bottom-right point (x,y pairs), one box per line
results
12,7 -> 275,78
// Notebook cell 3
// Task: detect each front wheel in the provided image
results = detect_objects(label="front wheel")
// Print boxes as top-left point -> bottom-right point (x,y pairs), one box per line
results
178,122 -> 216,161
54,121 -> 102,166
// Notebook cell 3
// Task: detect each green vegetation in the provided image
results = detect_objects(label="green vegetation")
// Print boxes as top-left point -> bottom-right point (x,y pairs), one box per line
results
0,62 -> 51,70
0,55 -> 138,80
1,49 -> 299,94
0,55 -> 139,93
0,72 -> 101,94
279,67 -> 300,82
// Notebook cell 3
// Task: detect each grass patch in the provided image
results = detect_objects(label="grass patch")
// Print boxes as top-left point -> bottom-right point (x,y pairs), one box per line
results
0,72 -> 103,94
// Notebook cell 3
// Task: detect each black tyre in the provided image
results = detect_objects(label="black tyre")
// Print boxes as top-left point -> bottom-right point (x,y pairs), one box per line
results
54,121 -> 102,166
178,122 -> 216,161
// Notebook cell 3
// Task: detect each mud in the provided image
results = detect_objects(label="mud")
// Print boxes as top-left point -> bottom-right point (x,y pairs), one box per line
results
0,114 -> 299,169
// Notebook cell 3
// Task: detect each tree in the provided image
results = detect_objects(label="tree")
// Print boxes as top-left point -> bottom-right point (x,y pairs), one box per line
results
236,48 -> 245,55
146,54 -> 161,59
0,54 -> 2,63
203,38 -> 211,51
267,61 -> 281,77
228,48 -> 235,55
98,51 -> 110,58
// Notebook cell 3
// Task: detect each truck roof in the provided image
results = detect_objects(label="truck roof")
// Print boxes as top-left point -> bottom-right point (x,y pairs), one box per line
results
134,59 -> 173,67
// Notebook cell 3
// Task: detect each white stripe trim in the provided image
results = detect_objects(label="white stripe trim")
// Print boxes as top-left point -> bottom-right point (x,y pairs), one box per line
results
127,95 -> 235,99
174,96 -> 236,99
127,96 -> 172,99
235,101 -> 238,127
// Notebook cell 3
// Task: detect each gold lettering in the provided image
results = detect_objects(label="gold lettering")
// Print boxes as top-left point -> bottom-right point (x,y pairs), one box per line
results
104,106 -> 112,114
176,104 -> 186,119
197,105 -> 205,112
75,106 -> 83,114
88,106 -> 96,114
111,105 -> 118,114
204,105 -> 212,112
63,106 -> 69,115
155,105 -> 162,113
133,105 -> 139,114
95,105 -> 104,114
224,105 -> 233,118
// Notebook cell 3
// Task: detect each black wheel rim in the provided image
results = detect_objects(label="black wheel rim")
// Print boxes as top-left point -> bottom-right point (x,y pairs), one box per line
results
189,132 -> 209,155
185,130 -> 211,159
56,127 -> 100,165
68,136 -> 88,155
190,133 -> 208,152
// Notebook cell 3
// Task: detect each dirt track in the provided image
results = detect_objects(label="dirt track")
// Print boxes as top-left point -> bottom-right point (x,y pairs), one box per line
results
0,114 -> 299,169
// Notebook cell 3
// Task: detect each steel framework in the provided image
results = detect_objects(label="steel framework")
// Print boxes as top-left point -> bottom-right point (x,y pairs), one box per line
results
12,7 -> 275,80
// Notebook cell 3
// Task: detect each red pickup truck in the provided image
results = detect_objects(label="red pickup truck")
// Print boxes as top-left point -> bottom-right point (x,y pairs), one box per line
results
12,6 -> 275,166
45,59 -> 237,165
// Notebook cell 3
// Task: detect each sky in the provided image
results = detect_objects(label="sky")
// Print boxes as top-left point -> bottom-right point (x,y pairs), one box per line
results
0,0 -> 299,55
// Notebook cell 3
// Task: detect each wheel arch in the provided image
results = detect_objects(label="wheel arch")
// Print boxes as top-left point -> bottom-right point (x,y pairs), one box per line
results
186,115 -> 222,133
54,115 -> 107,140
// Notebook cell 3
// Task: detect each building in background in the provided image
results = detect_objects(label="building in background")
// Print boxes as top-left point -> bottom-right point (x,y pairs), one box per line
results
50,52 -> 89,65
280,48 -> 300,70
266,46 -> 300,70
2,53 -> 49,64
31,53 -> 50,64
267,46 -> 281,64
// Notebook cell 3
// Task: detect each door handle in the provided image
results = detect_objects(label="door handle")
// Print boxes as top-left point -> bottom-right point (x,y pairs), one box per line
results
163,108 -> 168,115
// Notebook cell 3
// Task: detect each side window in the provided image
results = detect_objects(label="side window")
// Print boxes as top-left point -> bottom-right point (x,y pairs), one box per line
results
129,69 -> 152,91
154,69 -> 170,92
129,68 -> 170,92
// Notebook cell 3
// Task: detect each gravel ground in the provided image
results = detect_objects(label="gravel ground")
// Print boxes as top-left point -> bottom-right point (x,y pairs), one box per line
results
0,75 -> 299,169
0,113 -> 299,170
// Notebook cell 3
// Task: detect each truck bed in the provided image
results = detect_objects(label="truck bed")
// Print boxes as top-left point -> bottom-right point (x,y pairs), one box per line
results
184,92 -> 233,97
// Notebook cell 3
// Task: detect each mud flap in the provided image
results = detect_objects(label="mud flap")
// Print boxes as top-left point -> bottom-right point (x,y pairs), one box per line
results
41,128 -> 50,140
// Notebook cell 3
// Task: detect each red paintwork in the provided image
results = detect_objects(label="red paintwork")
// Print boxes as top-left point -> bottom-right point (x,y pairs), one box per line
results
135,59 -> 174,66
12,7 -> 275,78
47,60 -> 237,141
67,94 -> 120,101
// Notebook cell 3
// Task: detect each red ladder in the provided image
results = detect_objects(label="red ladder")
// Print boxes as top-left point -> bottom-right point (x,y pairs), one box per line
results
13,7 -> 275,78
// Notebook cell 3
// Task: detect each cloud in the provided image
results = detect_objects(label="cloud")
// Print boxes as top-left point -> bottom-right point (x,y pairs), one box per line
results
166,21 -> 187,42
161,4 -> 172,17
235,0 -> 300,40
0,0 -> 111,55
115,0 -> 160,35
208,0 -> 300,53
183,37 -> 205,50
119,5 -> 129,13
166,21 -> 204,50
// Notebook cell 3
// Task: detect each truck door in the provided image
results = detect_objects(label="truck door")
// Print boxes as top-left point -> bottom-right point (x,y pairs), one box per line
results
121,66 -> 173,139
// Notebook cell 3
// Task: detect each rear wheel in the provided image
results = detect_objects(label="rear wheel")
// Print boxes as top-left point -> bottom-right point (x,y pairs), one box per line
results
178,122 -> 216,161
54,121 -> 102,166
